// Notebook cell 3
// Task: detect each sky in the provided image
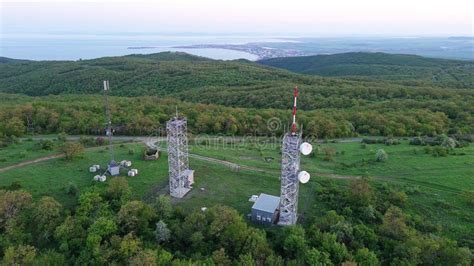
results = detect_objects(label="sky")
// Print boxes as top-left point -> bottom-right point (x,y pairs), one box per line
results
1,0 -> 473,36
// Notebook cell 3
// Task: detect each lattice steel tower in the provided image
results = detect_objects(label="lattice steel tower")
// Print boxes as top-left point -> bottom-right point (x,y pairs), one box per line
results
167,115 -> 194,198
279,86 -> 311,226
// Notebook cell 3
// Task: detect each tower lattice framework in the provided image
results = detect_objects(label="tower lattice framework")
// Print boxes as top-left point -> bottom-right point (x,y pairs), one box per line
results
167,117 -> 191,198
278,132 -> 302,225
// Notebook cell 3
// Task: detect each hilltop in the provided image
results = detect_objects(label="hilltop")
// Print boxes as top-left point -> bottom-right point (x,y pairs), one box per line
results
1,52 -> 473,112
258,52 -> 474,88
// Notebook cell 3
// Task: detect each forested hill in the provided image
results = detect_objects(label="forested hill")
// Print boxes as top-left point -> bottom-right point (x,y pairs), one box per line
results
258,52 -> 474,88
1,51 -> 473,112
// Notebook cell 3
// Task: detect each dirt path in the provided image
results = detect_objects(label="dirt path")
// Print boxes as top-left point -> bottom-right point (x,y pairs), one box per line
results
0,153 -> 64,173
0,143 -> 137,174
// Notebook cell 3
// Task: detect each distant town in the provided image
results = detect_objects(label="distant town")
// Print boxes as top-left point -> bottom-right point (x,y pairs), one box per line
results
127,43 -> 310,60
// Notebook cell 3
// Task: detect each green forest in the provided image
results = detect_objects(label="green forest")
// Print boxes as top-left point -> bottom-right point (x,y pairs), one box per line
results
0,52 -> 473,139
0,51 -> 473,265
258,52 -> 474,89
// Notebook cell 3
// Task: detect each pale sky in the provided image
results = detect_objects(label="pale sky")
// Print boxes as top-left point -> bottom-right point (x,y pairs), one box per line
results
1,0 -> 473,36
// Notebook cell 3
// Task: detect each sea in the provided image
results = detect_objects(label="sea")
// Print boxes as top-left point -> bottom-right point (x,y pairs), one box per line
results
0,34 -> 286,61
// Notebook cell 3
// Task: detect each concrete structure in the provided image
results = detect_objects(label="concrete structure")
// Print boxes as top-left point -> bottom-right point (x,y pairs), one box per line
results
167,116 -> 194,198
251,193 -> 280,225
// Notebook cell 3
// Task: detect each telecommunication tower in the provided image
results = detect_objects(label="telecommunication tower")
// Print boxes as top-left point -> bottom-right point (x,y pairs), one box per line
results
167,113 -> 194,198
278,86 -> 312,225
89,81 -> 138,181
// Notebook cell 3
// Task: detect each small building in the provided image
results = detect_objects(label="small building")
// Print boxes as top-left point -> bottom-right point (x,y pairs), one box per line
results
251,193 -> 280,225
107,161 -> 120,176
143,148 -> 160,160
182,169 -> 194,186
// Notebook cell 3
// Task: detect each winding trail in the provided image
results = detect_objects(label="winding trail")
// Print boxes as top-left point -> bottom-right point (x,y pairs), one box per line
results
0,154 -> 64,173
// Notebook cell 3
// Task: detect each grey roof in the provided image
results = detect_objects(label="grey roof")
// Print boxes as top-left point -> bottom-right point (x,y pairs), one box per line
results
252,193 -> 280,213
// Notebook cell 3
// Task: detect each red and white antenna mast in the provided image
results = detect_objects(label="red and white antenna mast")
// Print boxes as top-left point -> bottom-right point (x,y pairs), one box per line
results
291,86 -> 298,135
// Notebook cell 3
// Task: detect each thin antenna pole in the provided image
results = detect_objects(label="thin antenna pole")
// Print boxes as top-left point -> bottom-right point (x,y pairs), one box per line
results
291,86 -> 299,135
104,80 -> 114,162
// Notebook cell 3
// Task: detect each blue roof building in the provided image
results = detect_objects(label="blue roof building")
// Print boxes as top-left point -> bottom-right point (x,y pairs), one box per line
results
251,193 -> 280,225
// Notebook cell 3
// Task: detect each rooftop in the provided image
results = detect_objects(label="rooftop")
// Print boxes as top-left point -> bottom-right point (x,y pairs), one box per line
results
252,193 -> 280,213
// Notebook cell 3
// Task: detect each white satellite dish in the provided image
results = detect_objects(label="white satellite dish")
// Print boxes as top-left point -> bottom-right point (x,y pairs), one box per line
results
299,142 -> 313,155
298,171 -> 310,184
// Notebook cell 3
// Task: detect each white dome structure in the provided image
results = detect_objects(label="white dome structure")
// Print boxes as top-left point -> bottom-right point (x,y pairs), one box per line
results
298,171 -> 310,184
299,142 -> 313,156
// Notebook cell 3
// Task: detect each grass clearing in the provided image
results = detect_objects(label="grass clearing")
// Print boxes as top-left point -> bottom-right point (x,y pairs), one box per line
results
0,138 -> 472,240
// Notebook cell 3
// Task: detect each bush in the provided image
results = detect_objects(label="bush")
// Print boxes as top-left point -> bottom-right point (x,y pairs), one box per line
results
128,148 -> 135,155
66,182 -> 79,196
323,147 -> 337,161
410,137 -> 426,146
432,146 -> 449,157
79,136 -> 95,147
95,137 -> 105,146
57,132 -> 68,142
60,142 -> 84,161
39,139 -> 54,150
384,138 -> 400,146
465,191 -> 474,206
375,149 -> 388,162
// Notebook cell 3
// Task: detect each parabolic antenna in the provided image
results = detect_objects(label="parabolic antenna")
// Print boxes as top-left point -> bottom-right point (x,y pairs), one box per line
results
299,142 -> 313,155
298,171 -> 310,184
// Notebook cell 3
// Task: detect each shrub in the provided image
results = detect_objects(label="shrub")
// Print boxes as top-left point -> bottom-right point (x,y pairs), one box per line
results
441,137 -> 457,149
79,136 -> 95,147
410,137 -> 425,146
465,191 -> 474,206
128,148 -> 135,155
95,137 -> 105,146
432,146 -> 448,157
66,182 -> 79,196
323,147 -> 337,161
375,149 -> 388,162
39,139 -> 54,150
60,142 -> 84,161
384,138 -> 400,146
57,132 -> 68,142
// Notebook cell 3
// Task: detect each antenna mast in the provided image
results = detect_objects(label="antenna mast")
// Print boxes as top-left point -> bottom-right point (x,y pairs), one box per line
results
278,86 -> 312,226
291,86 -> 298,135
103,80 -> 114,162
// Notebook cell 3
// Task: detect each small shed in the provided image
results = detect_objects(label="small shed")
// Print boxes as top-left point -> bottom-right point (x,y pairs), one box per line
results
251,193 -> 280,225
182,169 -> 195,186
107,161 -> 120,176
143,148 -> 160,160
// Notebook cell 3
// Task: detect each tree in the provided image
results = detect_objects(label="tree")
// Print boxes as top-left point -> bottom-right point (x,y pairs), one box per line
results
153,195 -> 173,220
381,206 -> 409,239
107,177 -> 131,204
32,196 -> 62,245
120,232 -> 141,258
212,248 -> 231,266
354,248 -> 380,266
4,117 -> 25,137
130,249 -> 157,266
155,220 -> 171,243
375,149 -> 388,162
60,141 -> 84,161
0,190 -> 32,228
348,178 -> 374,207
282,225 -> 307,259
32,250 -> 66,266
305,248 -> 333,265
2,245 -> 37,265
118,201 -> 155,234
